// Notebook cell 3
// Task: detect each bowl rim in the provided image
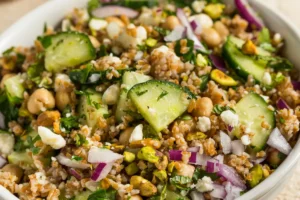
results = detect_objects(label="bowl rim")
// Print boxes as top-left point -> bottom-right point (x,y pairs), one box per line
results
0,0 -> 300,199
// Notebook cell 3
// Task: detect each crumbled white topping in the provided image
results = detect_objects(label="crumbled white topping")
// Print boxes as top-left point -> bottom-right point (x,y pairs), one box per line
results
260,95 -> 270,103
220,110 -> 239,127
197,116 -> 211,132
134,51 -> 144,61
273,33 -> 282,44
106,22 -> 122,39
151,45 -> 180,61
192,1 -> 206,13
262,72 -> 272,85
129,124 -> 143,143
241,135 -> 251,146
38,126 -> 66,149
196,176 -> 214,192
102,84 -> 120,105
89,18 -> 108,31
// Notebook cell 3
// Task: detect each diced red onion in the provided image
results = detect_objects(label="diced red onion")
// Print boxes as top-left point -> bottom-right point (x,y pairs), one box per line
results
68,168 -> 82,180
195,153 -> 212,166
217,164 -> 247,190
277,98 -> 290,110
92,6 -> 139,18
234,0 -> 264,30
267,128 -> 292,155
292,81 -> 300,90
164,26 -> 186,42
91,162 -> 114,181
224,181 -> 243,200
169,150 -> 197,164
209,54 -> 227,72
187,146 -> 200,152
220,131 -> 232,154
0,155 -> 7,168
227,125 -> 233,132
231,140 -> 245,156
206,161 -> 216,173
88,147 -> 123,163
0,112 -> 5,129
56,154 -> 90,169
176,8 -> 208,53
210,184 -> 226,199
190,190 -> 205,200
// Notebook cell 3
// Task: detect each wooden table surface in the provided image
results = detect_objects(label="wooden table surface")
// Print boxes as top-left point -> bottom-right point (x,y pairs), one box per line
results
0,0 -> 300,199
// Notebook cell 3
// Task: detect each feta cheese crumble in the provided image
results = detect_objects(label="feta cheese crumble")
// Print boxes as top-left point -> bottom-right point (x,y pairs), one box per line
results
38,126 -> 66,149
196,176 -> 214,192
262,72 -> 272,85
129,124 -> 143,143
220,110 -> 239,127
241,135 -> 251,146
197,116 -> 211,132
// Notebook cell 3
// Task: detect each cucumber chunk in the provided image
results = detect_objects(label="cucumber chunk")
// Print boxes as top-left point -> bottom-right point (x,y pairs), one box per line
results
223,36 -> 267,82
233,93 -> 275,152
247,164 -> 263,188
8,151 -> 34,167
166,189 -> 189,200
128,80 -> 191,132
74,191 -> 92,200
0,130 -> 14,156
44,32 -> 96,72
116,71 -> 152,122
79,89 -> 109,129
4,74 -> 25,104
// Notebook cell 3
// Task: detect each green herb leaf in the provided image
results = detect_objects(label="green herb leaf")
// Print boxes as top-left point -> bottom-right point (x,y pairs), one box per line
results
38,35 -> 52,49
75,134 -> 88,147
2,47 -> 14,56
170,175 -> 192,190
279,117 -> 285,124
192,168 -> 219,182
258,28 -> 271,44
98,45 -> 108,57
157,90 -> 168,101
27,135 -> 41,155
88,0 -> 100,15
60,115 -> 80,133
0,92 -> 19,126
154,27 -> 170,37
213,104 -> 235,115
71,155 -> 83,161
259,43 -> 276,53
200,74 -> 210,92
143,124 -> 160,139
27,63 -> 44,84
88,189 -> 117,200
69,63 -> 93,84
175,39 -> 195,62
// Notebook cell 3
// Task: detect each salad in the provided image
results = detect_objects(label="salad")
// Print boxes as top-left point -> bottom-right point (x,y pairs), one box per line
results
0,0 -> 299,199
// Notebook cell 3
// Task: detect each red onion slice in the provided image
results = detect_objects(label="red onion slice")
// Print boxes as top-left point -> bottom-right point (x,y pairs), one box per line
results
209,54 -> 227,72
190,20 -> 202,35
176,8 -> 208,53
224,181 -> 243,199
210,184 -> 226,199
292,81 -> 300,90
88,147 -> 123,163
231,140 -> 245,156
164,26 -> 186,42
276,98 -> 290,110
91,162 -> 114,181
56,154 -> 90,169
234,0 -> 264,30
267,128 -> 292,155
68,168 -> 82,180
220,131 -> 232,154
92,5 -> 139,19
0,155 -> 7,168
214,154 -> 224,164
169,150 -> 197,164
217,164 -> 247,189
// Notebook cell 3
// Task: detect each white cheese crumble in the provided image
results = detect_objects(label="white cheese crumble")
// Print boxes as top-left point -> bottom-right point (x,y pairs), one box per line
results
196,176 -> 214,192
192,1 -> 207,13
220,110 -> 239,127
260,95 -> 270,103
89,18 -> 108,31
197,116 -> 211,132
38,126 -> 66,149
262,72 -> 272,85
129,124 -> 143,143
241,135 -> 251,146
102,84 -> 120,105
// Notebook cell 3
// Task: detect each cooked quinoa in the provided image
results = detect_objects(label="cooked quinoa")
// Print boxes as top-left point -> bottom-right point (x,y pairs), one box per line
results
0,0 -> 299,200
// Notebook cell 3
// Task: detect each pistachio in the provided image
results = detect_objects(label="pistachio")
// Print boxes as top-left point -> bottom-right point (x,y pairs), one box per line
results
130,176 -> 157,197
153,169 -> 167,182
211,69 -> 238,86
123,151 -> 136,163
247,164 -> 264,188
204,3 -> 225,19
125,162 -> 139,175
137,146 -> 159,163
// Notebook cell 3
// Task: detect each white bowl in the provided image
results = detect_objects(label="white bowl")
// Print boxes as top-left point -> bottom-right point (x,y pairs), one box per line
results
0,0 -> 300,199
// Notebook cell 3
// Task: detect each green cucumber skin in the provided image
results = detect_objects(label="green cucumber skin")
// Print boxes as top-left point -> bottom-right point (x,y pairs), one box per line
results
45,32 -> 96,72
233,93 -> 275,152
222,36 -> 266,83
128,80 -> 191,132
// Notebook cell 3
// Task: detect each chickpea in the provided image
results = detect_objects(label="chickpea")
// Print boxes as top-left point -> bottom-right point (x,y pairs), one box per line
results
201,28 -> 222,47
192,97 -> 213,117
1,164 -> 23,183
89,36 -> 101,49
55,91 -> 71,111
130,195 -> 143,200
214,21 -> 229,40
119,127 -> 134,145
27,88 -> 55,114
163,16 -> 181,30
0,73 -> 16,89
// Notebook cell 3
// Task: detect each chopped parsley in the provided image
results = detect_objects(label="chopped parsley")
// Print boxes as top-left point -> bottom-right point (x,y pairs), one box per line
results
213,104 -> 235,115
199,74 -> 210,92
136,90 -> 148,96
175,39 -> 195,62
157,90 -> 168,101
192,168 -> 219,182
60,115 -> 80,133
75,134 -> 88,147
88,188 -> 117,200
170,175 -> 192,190
154,26 -> 170,36
279,117 -> 285,124
27,135 -> 41,155
71,155 -> 83,161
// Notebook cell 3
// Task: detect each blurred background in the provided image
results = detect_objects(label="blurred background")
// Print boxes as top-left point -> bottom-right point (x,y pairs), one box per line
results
0,0 -> 300,199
